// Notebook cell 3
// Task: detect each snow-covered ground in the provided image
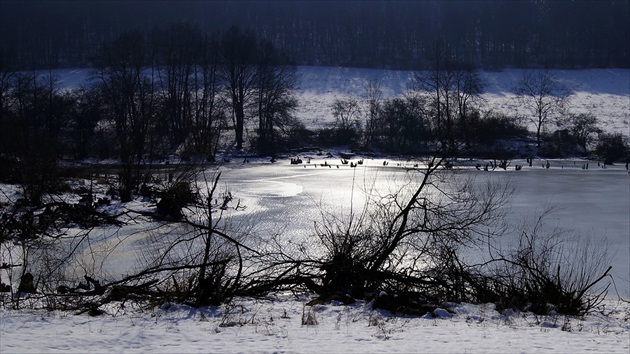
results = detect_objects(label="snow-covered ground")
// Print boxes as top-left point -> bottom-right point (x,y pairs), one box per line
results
1,295 -> 628,353
1,66 -> 628,352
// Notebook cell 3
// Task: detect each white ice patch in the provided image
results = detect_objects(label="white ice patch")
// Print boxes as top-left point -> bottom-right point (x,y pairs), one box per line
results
236,180 -> 303,198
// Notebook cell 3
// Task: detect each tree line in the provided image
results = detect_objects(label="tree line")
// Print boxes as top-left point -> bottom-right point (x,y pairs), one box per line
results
1,24 -> 299,202
1,1 -> 628,70
323,40 -> 625,165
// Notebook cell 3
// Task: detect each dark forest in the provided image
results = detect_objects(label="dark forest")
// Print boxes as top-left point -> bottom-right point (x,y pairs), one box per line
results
1,0 -> 628,70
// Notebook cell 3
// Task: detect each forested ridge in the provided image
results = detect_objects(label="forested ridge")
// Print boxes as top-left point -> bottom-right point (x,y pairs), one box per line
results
1,0 -> 628,70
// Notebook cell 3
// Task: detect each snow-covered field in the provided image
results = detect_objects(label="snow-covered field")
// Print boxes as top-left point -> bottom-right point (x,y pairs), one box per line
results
295,66 -> 630,136
1,66 -> 629,352
48,66 -> 630,136
1,295 -> 628,353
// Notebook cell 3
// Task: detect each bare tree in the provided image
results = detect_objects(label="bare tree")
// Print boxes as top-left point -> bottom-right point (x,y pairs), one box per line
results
0,71 -> 74,205
152,24 -> 203,148
415,41 -> 485,149
188,33 -> 225,160
332,98 -> 361,131
377,95 -> 428,152
220,26 -> 259,150
67,87 -> 102,159
257,154 -> 513,301
330,97 -> 362,145
568,113 -> 601,154
452,63 -> 485,147
415,40 -> 454,147
94,31 -> 156,201
254,40 -> 298,155
363,77 -> 382,148
151,25 -> 224,160
515,69 -> 570,147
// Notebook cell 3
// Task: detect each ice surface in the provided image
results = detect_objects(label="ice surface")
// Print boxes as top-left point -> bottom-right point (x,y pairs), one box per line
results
217,158 -> 630,298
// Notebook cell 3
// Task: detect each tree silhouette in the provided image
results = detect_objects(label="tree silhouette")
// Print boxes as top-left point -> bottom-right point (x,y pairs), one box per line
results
254,40 -> 298,155
94,31 -> 156,201
516,69 -> 570,147
220,26 -> 258,150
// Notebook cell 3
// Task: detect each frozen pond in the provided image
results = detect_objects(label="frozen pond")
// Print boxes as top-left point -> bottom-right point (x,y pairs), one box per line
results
216,158 -> 630,298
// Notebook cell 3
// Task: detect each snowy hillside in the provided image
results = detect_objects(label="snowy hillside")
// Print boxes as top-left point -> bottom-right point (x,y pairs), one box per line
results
49,66 -> 630,136
296,66 -> 630,136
